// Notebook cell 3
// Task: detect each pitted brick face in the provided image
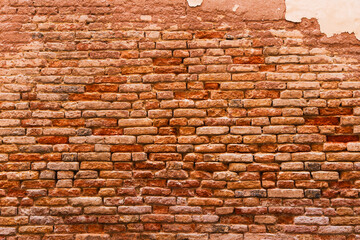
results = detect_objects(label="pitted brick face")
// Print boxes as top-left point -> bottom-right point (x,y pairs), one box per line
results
0,0 -> 360,239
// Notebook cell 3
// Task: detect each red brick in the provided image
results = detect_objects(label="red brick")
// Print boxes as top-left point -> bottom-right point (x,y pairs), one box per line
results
95,76 -> 127,83
85,85 -> 119,92
37,136 -> 68,144
305,117 -> 340,125
52,119 -> 85,127
175,91 -> 209,100
320,108 -> 353,116
327,135 -> 359,143
69,93 -> 101,101
93,128 -> 124,135
153,58 -> 182,66
233,56 -> 265,64
30,102 -> 61,110
122,66 -> 153,74
110,145 -> 144,152
195,31 -> 225,39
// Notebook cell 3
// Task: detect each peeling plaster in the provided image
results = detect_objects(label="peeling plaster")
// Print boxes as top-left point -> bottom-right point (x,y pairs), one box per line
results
286,0 -> 360,39
232,4 -> 239,12
187,0 -> 203,7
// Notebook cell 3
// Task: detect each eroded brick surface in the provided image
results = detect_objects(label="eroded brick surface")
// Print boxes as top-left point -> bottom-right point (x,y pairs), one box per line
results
0,0 -> 360,239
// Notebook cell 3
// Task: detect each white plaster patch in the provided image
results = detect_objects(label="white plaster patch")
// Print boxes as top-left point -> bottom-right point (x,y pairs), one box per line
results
232,4 -> 239,12
286,0 -> 360,39
187,0 -> 203,7
140,15 -> 152,21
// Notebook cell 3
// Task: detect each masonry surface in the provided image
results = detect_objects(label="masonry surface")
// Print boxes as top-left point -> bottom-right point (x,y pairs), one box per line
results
1,0 -> 360,239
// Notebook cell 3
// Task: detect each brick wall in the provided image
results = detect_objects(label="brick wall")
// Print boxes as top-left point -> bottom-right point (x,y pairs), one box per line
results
0,0 -> 360,239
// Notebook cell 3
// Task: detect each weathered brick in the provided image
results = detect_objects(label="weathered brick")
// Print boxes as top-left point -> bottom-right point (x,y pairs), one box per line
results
118,206 -> 151,214
341,116 -> 360,125
318,226 -> 353,234
196,127 -> 229,135
47,162 -> 79,171
243,135 -> 276,144
231,126 -> 261,135
327,152 -> 360,161
268,189 -> 304,198
292,152 -> 325,161
312,171 -> 339,180
218,154 -> 253,163
118,118 -> 152,127
174,109 -> 207,118
295,214 -> 327,225
69,197 -> 102,206
347,142 -> 360,151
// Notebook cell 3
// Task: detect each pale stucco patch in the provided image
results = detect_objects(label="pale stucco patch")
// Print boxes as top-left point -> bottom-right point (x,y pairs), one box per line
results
286,0 -> 360,39
187,0 -> 203,7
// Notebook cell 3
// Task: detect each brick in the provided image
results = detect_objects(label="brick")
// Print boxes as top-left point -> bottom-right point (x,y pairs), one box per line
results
218,154 -> 253,163
195,162 -> 227,171
273,99 -> 307,107
294,134 -> 325,143
312,171 -> 339,180
248,108 -> 282,117
174,109 -> 206,118
268,189 -> 304,198
341,116 -> 360,125
118,206 -> 151,214
188,198 -> 223,206
38,136 -> 68,144
287,82 -> 320,89
75,234 -> 111,240
163,32 -> 192,40
0,93 -> 20,101
19,226 -> 53,234
0,119 -> 21,127
231,126 -> 261,135
156,41 -> 187,49
3,136 -> 36,144
69,197 -> 102,206
84,206 -> 117,215
318,226 -> 353,234
47,162 -> 79,171
304,189 -> 321,199
243,135 -> 276,144
327,135 -> 359,143
118,118 -> 152,127
169,206 -> 202,214
195,144 -> 226,153
148,110 -> 172,118
198,73 -> 231,81
305,117 -> 340,125
327,152 -> 360,161
292,152 -> 325,161
347,142 -> 360,151
78,152 -> 111,161
263,126 -> 296,134
221,82 -> 254,90
227,64 -> 259,72
196,127 -> 229,135
331,217 -> 360,225
209,234 -> 243,240
119,84 -> 151,92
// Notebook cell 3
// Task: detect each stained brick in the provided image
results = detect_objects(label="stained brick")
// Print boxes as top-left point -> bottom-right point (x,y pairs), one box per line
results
327,135 -> 359,143
305,117 -> 340,125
